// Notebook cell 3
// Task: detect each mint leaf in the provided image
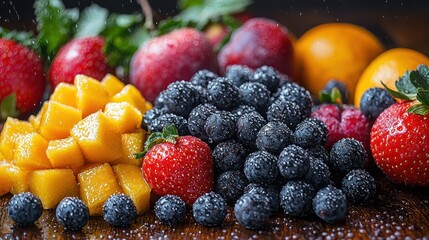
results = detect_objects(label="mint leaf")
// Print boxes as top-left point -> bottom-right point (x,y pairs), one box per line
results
34,0 -> 79,65
416,89 -> 429,105
0,27 -> 40,54
410,70 -> 429,90
1,93 -> 19,121
406,104 -> 429,115
75,4 -> 109,38
382,82 -> 416,101
395,71 -> 417,94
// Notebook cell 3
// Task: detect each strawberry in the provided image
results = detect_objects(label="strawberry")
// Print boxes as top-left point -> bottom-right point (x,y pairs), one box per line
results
371,64 -> 429,186
0,38 -> 45,117
138,125 -> 214,204
48,36 -> 113,89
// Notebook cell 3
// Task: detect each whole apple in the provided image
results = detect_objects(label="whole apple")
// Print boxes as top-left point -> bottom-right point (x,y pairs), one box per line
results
130,28 -> 218,103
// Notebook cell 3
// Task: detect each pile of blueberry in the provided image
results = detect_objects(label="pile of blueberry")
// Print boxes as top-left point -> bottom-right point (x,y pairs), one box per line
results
146,65 -> 377,229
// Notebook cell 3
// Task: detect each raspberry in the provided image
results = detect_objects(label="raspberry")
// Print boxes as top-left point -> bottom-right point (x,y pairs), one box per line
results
304,158 -> 331,190
280,181 -> 316,217
207,77 -> 242,110
192,192 -> 227,227
190,69 -> 218,88
212,140 -> 247,172
149,113 -> 189,135
313,186 -> 347,223
236,112 -> 266,149
360,87 -> 396,123
256,121 -> 293,155
239,82 -> 271,114
155,195 -> 187,226
56,197 -> 89,231
205,111 -> 236,143
163,81 -> 201,118
329,138 -> 368,173
244,183 -> 280,214
8,192 -> 43,226
215,170 -> 248,203
103,194 -> 137,227
267,100 -> 307,130
294,118 -> 328,148
244,151 -> 279,184
234,192 -> 271,230
278,145 -> 311,180
251,65 -> 280,93
187,103 -> 218,140
224,65 -> 254,87
341,169 -> 376,204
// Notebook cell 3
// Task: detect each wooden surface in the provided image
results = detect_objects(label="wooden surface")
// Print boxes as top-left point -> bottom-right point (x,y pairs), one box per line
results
1,170 -> 428,239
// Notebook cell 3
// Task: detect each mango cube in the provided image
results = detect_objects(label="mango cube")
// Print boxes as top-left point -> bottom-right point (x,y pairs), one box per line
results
70,111 -> 122,163
104,102 -> 142,134
75,74 -> 110,117
110,85 -> 151,115
113,164 -> 151,214
46,137 -> 85,169
39,101 -> 82,140
0,117 -> 34,161
13,132 -> 51,170
78,163 -> 123,216
111,130 -> 145,167
50,82 -> 78,108
28,101 -> 48,130
29,169 -> 79,209
0,161 -> 11,196
101,74 -> 125,97
7,164 -> 30,194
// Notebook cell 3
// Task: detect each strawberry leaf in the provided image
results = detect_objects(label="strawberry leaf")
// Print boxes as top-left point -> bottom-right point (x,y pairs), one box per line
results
381,82 -> 416,101
409,70 -> 429,90
318,87 -> 343,104
406,104 -> 429,115
1,93 -> 19,121
416,89 -> 429,105
395,71 -> 417,94
417,64 -> 429,80
75,4 -> 109,38
135,124 -> 179,159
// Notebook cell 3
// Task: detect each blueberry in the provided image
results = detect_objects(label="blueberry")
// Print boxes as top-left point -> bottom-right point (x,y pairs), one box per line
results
360,87 -> 395,123
154,90 -> 167,109
244,183 -> 280,214
271,82 -> 313,118
56,197 -> 89,231
239,82 -> 271,114
251,65 -> 280,93
267,100 -> 307,130
234,192 -> 271,229
187,103 -> 217,140
192,192 -> 227,227
304,158 -> 331,190
329,138 -> 368,173
150,113 -> 189,136
163,81 -> 200,117
143,108 -> 167,129
294,118 -> 328,148
323,80 -> 350,103
212,140 -> 247,172
278,145 -> 311,180
313,186 -> 347,223
280,181 -> 316,217
103,194 -> 137,227
205,111 -> 236,143
225,65 -> 254,87
256,121 -> 293,155
8,192 -> 43,226
341,169 -> 376,204
231,105 -> 257,120
191,70 -> 218,88
155,195 -> 186,226
215,170 -> 248,203
306,145 -> 330,164
207,77 -> 241,110
236,112 -> 266,149
244,151 -> 279,184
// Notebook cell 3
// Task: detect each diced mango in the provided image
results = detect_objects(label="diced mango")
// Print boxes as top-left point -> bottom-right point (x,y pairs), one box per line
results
75,74 -> 110,118
0,117 -> 34,161
101,74 -> 125,97
28,102 -> 48,130
46,137 -> 85,169
50,82 -> 78,108
111,130 -> 145,167
0,151 -> 4,161
110,85 -> 151,115
113,164 -> 151,214
78,163 -> 123,216
104,102 -> 142,134
29,169 -> 79,209
70,111 -> 122,163
0,161 -> 11,196
13,132 -> 51,171
39,101 -> 82,140
7,164 -> 30,194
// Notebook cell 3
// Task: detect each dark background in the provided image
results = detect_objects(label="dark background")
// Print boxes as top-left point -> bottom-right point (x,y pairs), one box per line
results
1,0 -> 429,54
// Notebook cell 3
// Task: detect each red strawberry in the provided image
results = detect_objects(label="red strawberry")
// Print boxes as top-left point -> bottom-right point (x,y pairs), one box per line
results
130,28 -> 218,103
0,39 -> 45,115
140,125 -> 214,204
48,36 -> 113,89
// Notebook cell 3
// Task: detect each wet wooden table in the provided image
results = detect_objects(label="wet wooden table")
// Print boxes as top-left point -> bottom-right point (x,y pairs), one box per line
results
0,170 -> 428,239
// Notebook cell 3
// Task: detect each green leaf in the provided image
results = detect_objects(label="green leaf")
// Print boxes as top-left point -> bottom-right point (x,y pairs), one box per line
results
134,124 -> 179,159
0,27 -> 40,53
75,4 -> 109,38
178,0 -> 204,10
417,64 -> 429,79
318,87 -> 343,104
162,124 -> 179,138
416,89 -> 429,105
406,103 -> 429,115
1,93 -> 19,121
155,18 -> 195,36
409,70 -> 429,90
318,91 -> 332,104
34,0 -> 79,65
382,82 -> 416,101
395,71 -> 417,94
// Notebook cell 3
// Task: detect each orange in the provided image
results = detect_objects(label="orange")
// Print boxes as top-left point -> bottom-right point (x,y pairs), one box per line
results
354,48 -> 429,106
294,23 -> 384,102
